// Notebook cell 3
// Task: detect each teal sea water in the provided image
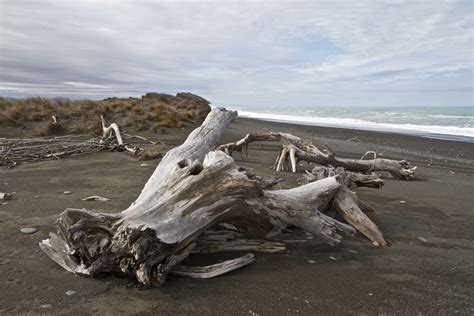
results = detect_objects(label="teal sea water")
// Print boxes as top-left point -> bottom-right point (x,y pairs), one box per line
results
220,105 -> 474,142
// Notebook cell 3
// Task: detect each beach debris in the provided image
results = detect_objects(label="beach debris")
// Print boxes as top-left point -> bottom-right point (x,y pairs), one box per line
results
123,133 -> 159,145
0,116 -> 160,167
20,227 -> 38,234
346,136 -> 362,143
217,132 -> 417,180
307,260 -> 316,264
63,191 -> 72,195
38,108 -> 409,287
348,250 -> 358,254
140,163 -> 150,167
0,193 -> 12,200
400,200 -> 406,204
82,195 -> 110,202
418,237 -> 428,243
368,293 -> 373,296
1,202 -> 8,205
65,290 -> 77,296
40,304 -> 52,309
373,241 -> 380,247
35,196 -> 40,199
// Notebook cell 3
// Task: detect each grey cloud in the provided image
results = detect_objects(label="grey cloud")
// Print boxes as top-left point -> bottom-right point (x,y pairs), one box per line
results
0,0 -> 472,106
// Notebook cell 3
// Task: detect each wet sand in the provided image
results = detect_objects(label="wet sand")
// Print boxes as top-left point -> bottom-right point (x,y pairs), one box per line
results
0,117 -> 473,315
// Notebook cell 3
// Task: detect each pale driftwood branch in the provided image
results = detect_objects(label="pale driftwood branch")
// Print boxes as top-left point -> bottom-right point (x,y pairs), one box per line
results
333,186 -> 387,247
217,132 -> 417,180
82,195 -> 110,202
171,253 -> 256,279
123,133 -> 159,145
101,115 -> 123,145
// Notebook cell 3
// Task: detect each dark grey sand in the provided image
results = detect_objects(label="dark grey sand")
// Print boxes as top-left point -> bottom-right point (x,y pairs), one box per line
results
1,117 -> 473,315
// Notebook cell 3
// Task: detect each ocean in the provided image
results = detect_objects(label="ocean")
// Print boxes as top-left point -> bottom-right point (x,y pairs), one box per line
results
218,105 -> 474,142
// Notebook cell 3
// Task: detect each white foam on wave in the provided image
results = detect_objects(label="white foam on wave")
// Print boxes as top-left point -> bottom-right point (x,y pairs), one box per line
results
236,110 -> 474,140
427,114 -> 473,119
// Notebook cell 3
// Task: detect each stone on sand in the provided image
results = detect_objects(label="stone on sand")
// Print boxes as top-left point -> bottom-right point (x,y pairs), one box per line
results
20,227 -> 38,234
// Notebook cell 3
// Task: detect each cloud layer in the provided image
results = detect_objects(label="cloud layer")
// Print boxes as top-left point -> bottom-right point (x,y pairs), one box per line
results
1,0 -> 472,107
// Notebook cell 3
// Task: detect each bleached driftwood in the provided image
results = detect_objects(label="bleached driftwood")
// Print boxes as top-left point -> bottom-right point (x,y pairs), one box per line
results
101,115 -> 139,155
0,193 -> 13,200
40,108 -> 367,286
217,132 -> 416,180
82,196 -> 110,202
303,165 -> 384,189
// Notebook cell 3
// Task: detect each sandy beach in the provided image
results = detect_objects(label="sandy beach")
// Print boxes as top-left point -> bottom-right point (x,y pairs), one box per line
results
0,116 -> 473,315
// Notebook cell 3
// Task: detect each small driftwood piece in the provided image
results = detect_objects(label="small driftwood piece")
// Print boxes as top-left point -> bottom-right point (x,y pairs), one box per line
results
170,253 -> 256,279
303,165 -> 384,189
217,132 -> 416,180
0,193 -> 13,200
82,196 -> 110,202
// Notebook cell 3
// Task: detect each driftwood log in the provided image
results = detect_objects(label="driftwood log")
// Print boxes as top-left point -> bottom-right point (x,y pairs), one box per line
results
217,132 -> 416,180
40,108 -> 406,286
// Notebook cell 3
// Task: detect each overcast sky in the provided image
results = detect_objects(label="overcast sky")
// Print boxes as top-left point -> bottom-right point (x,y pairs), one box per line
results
0,0 -> 473,107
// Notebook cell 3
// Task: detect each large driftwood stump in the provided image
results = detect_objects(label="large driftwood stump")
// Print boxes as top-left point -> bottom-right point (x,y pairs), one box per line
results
41,108 -> 398,286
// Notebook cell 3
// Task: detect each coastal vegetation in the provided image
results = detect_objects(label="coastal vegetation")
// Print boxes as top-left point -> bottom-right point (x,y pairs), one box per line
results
0,92 -> 211,136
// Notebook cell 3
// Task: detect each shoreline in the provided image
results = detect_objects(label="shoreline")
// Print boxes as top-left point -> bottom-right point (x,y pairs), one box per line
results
230,109 -> 474,143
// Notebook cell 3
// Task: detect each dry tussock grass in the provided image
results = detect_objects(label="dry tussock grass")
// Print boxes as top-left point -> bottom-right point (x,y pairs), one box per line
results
0,93 -> 210,135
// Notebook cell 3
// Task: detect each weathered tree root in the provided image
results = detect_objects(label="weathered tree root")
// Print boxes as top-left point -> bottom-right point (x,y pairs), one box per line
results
217,132 -> 416,180
40,108 -> 394,287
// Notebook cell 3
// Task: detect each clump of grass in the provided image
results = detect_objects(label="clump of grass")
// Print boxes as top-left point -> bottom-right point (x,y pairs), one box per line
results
87,116 -> 104,136
36,121 -> 62,136
1,100 -> 27,124
151,123 -> 167,134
